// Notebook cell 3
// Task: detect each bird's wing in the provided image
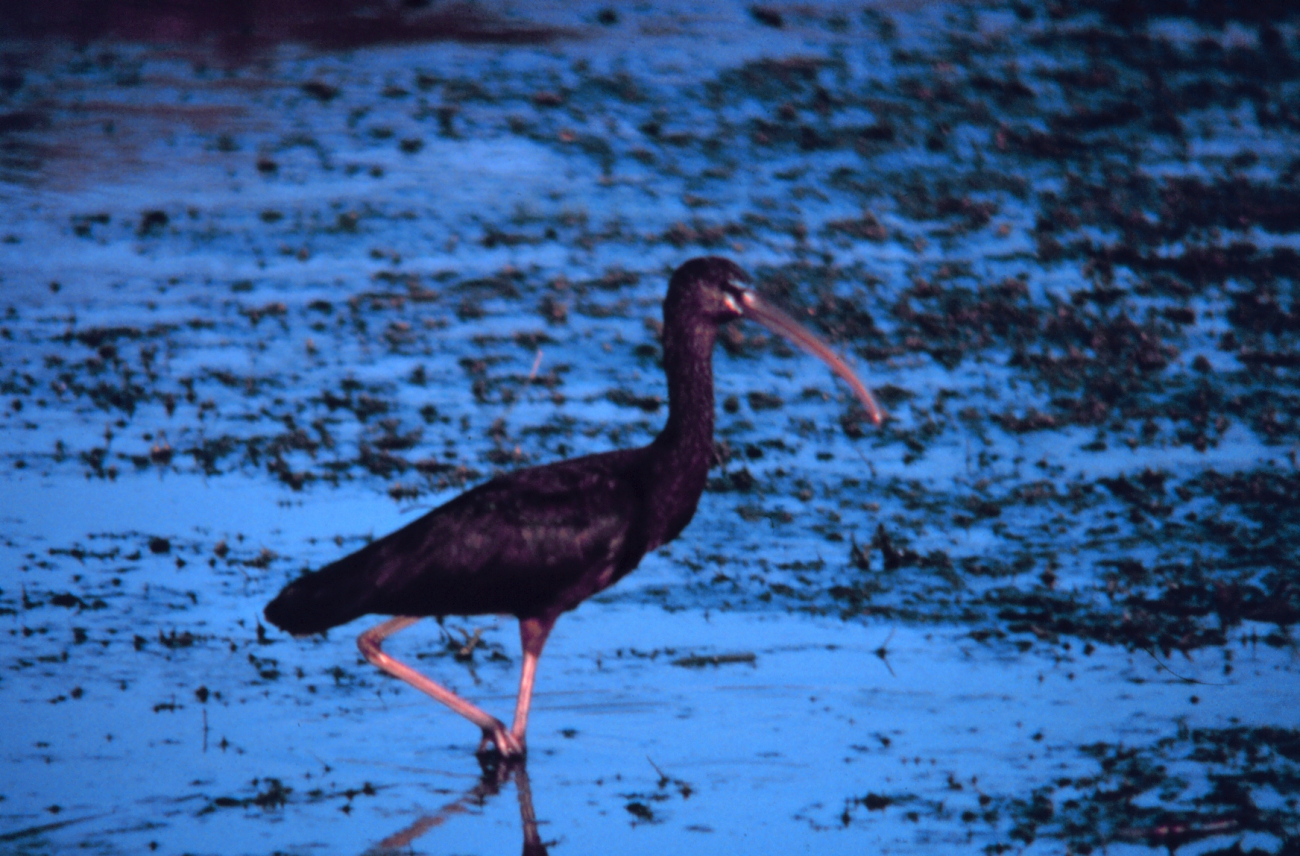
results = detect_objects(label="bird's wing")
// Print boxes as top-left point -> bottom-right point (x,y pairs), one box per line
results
364,452 -> 647,618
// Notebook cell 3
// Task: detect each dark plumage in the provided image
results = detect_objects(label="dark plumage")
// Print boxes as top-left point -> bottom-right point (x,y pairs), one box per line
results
265,451 -> 649,634
264,256 -> 882,758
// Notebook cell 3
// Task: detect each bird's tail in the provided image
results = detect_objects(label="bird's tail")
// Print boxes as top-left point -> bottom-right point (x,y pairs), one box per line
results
263,555 -> 380,636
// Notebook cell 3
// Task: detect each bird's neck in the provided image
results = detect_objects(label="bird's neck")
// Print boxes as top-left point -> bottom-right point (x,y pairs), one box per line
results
642,315 -> 717,548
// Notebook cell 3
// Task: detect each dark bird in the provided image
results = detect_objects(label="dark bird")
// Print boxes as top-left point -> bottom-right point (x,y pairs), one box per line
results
264,257 -> 883,758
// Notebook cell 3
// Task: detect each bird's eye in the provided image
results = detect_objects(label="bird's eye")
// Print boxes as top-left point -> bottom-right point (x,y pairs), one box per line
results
720,279 -> 750,310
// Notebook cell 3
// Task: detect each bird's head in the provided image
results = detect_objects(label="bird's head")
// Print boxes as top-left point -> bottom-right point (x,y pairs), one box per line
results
664,256 -> 752,324
667,256 -> 885,426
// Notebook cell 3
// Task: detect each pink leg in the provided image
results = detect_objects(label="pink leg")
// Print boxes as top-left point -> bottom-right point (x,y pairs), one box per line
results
357,616 -> 522,757
508,616 -> 556,753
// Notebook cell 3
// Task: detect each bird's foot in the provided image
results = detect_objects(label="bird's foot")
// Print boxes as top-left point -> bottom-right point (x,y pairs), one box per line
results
476,721 -> 525,760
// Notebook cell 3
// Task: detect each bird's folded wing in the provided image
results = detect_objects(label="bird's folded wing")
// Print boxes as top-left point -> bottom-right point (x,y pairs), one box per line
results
367,456 -> 647,617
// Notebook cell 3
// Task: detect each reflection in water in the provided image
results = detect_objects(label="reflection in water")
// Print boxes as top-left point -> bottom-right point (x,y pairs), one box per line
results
363,758 -> 546,856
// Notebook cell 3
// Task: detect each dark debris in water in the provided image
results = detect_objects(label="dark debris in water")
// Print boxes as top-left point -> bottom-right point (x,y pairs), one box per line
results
824,724 -> 1300,854
989,725 -> 1300,854
651,457 -> 1300,655
199,776 -> 380,816
617,759 -> 695,826
669,651 -> 756,668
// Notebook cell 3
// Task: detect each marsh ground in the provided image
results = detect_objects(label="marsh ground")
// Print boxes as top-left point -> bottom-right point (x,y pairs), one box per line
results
1,1 -> 1298,853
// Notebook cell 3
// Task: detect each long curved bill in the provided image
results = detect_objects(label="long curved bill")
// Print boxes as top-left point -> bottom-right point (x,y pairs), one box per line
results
733,288 -> 885,426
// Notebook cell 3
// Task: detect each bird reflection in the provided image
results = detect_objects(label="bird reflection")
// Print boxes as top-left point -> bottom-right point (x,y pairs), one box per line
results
363,757 -> 546,856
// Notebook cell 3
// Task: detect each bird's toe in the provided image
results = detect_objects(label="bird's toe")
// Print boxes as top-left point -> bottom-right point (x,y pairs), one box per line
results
475,722 -> 524,759
498,729 -> 525,758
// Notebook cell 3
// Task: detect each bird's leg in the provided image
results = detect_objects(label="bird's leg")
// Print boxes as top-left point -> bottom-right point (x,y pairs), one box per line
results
509,615 -> 557,753
357,616 -> 522,757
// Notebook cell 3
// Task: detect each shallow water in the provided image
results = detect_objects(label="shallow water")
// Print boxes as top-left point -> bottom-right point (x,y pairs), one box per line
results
2,0 -> 1299,853
6,607 -> 1296,855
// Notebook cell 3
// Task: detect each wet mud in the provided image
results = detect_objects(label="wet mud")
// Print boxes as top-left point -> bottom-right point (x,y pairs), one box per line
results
2,0 -> 1298,853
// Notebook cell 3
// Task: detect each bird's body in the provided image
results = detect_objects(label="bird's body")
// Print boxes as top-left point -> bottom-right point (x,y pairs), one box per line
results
265,257 -> 882,759
265,445 -> 694,633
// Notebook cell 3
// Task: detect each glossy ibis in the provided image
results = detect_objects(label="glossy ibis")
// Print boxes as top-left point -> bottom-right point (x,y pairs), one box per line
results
264,256 -> 883,758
